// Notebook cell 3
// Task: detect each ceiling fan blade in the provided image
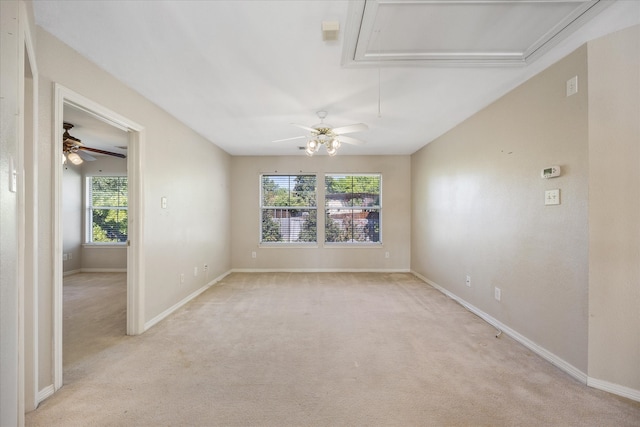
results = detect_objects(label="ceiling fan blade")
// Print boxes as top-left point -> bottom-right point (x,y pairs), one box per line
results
338,135 -> 366,146
291,123 -> 318,133
76,150 -> 96,161
79,146 -> 126,159
272,135 -> 306,143
332,123 -> 369,135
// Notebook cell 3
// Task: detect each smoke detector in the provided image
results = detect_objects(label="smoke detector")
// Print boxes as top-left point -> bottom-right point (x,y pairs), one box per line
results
322,21 -> 339,41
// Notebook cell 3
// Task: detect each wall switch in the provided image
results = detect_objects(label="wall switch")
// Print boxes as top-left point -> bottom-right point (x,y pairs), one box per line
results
68,253 -> 73,260
466,275 -> 471,287
545,189 -> 560,205
566,76 -> 578,97
63,253 -> 68,261
193,266 -> 198,276
161,196 -> 167,209
9,156 -> 17,193
251,251 -> 257,259
494,287 -> 501,301
180,273 -> 185,284
385,251 -> 390,259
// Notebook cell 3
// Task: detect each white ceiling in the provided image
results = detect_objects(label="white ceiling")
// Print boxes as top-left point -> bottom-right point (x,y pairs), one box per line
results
34,0 -> 639,156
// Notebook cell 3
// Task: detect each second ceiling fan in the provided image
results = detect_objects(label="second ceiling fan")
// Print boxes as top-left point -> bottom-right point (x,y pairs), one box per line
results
63,122 -> 126,165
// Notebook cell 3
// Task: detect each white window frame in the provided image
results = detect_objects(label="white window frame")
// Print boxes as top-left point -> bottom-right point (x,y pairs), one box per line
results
259,174 -> 318,245
85,175 -> 128,245
324,173 -> 382,245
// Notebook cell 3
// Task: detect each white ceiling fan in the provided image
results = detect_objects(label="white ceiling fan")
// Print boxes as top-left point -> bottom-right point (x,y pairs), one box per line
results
274,111 -> 368,156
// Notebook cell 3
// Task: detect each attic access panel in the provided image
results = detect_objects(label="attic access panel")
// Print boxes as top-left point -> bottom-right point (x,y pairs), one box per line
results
344,0 -> 611,66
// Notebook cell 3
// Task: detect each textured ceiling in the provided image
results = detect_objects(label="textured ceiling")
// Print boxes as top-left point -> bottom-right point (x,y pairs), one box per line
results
33,0 -> 639,156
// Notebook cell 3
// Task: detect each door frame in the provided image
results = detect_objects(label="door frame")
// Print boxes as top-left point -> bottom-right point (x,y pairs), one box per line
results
52,84 -> 146,391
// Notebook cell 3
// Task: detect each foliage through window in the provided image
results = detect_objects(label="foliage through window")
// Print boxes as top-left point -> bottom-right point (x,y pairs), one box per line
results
325,174 -> 381,243
88,176 -> 128,243
261,175 -> 317,243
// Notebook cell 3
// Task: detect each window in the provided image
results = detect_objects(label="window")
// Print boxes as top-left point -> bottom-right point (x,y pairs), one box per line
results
260,175 -> 317,243
87,176 -> 128,243
325,174 -> 381,243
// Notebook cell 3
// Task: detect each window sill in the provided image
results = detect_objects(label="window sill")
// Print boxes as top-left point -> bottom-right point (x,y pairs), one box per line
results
323,242 -> 383,248
259,243 -> 319,249
82,243 -> 126,249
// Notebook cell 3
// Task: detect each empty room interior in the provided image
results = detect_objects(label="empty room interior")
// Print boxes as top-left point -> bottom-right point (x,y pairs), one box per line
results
1,0 -> 639,426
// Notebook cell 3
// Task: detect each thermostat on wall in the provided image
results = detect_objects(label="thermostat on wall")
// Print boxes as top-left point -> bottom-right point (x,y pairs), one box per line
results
541,165 -> 561,179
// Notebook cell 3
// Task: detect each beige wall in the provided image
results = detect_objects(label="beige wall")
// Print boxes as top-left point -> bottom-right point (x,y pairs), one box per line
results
231,156 -> 411,271
62,162 -> 82,272
36,27 -> 232,394
587,25 -> 640,393
1,1 -> 28,424
411,46 -> 590,372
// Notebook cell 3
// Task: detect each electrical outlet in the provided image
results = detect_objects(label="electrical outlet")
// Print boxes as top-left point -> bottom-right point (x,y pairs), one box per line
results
194,266 -> 198,277
68,252 -> 73,260
203,264 -> 208,272
180,273 -> 185,284
63,253 -> 68,261
494,287 -> 501,301
251,251 -> 257,259
385,251 -> 390,259
466,275 -> 471,287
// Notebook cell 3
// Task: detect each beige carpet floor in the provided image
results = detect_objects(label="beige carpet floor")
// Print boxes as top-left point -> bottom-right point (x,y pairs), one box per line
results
27,272 -> 640,426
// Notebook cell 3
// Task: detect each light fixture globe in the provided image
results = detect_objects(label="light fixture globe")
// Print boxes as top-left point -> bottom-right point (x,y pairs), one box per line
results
67,152 -> 83,165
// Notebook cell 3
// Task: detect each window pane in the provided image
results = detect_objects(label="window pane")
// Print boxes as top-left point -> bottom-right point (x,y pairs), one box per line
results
261,175 -> 317,243
89,176 -> 128,243
261,208 -> 317,243
92,176 -> 127,207
325,174 -> 381,243
92,208 -> 128,242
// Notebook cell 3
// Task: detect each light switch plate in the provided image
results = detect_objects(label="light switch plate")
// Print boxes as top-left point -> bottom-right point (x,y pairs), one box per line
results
566,76 -> 578,97
545,189 -> 560,205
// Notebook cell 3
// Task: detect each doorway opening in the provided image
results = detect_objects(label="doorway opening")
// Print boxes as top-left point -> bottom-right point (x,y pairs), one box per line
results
62,104 -> 129,382
53,84 -> 145,392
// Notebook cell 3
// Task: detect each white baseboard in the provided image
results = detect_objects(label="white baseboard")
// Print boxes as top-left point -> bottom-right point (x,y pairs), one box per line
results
411,271 -> 588,384
37,384 -> 55,405
80,268 -> 127,273
231,268 -> 411,273
144,270 -> 232,331
588,377 -> 640,403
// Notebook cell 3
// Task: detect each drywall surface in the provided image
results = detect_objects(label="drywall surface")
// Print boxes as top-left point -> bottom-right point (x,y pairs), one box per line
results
588,24 -> 640,393
62,162 -> 82,272
231,155 -> 411,271
36,27 -> 231,392
411,47 -> 589,372
1,2 -> 21,425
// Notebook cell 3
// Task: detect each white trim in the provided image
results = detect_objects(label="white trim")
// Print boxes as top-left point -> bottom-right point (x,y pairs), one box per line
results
82,243 -> 127,249
232,268 -> 410,273
80,268 -> 127,273
144,270 -> 232,331
37,384 -> 55,404
411,271 -> 588,384
587,378 -> 640,403
19,0 -> 40,414
52,84 -> 146,393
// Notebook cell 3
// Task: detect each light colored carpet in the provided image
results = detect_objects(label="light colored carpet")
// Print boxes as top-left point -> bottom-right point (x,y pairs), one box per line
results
27,272 -> 640,426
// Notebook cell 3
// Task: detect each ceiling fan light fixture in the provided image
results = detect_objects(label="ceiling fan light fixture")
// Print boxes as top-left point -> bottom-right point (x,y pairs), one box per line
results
67,152 -> 84,165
